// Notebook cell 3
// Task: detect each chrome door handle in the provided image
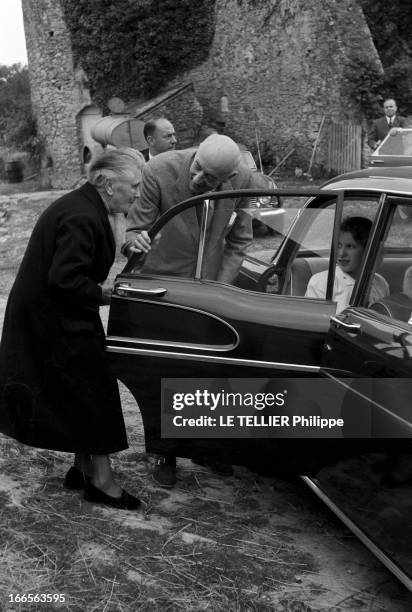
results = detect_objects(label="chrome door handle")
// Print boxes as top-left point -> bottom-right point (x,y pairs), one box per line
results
330,316 -> 361,334
114,283 -> 167,297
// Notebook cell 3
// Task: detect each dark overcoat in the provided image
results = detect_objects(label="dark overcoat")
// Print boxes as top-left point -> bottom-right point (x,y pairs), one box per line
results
0,183 -> 127,454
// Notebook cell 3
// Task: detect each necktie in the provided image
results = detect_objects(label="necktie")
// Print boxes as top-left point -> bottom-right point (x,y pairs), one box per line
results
388,117 -> 393,127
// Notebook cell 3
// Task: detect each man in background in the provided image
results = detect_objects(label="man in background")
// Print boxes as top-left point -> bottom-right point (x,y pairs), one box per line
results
143,117 -> 177,160
368,98 -> 407,151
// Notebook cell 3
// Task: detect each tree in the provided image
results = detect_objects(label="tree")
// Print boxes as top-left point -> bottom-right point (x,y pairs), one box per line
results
360,0 -> 412,114
0,63 -> 38,156
359,0 -> 412,65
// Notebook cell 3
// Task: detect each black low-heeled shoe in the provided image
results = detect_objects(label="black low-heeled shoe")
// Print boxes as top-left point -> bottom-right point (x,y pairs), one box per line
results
63,466 -> 92,490
83,482 -> 141,510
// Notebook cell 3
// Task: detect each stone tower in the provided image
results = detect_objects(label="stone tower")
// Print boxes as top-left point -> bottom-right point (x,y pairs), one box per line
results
22,0 -> 94,188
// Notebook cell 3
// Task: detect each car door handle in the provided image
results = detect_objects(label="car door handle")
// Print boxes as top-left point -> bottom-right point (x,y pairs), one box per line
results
114,283 -> 167,297
330,316 -> 361,334
371,159 -> 384,164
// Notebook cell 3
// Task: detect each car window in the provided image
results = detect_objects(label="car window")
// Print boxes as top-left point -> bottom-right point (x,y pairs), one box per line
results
199,196 -> 304,282
246,195 -> 307,258
132,196 -> 299,281
239,149 -> 257,172
284,196 -> 380,303
366,200 -> 412,324
376,129 -> 412,156
127,194 -> 380,309
133,202 -> 206,280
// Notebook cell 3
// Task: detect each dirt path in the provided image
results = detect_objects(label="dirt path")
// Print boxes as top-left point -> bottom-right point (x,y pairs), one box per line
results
0,188 -> 411,611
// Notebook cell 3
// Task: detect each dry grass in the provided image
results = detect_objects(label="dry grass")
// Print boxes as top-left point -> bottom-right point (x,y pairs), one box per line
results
0,435 -> 317,612
1,424 -> 411,611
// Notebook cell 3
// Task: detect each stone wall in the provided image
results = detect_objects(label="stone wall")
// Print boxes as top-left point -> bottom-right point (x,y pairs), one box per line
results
168,0 -> 382,172
22,0 -> 92,188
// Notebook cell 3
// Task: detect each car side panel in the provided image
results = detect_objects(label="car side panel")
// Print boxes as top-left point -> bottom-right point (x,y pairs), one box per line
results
107,274 -> 336,468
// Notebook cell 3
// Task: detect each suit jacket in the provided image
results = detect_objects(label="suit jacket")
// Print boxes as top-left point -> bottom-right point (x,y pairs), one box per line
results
367,115 -> 407,149
0,183 -> 127,453
125,148 -> 263,283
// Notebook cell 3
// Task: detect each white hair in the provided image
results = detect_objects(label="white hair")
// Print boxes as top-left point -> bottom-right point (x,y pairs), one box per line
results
88,147 -> 145,186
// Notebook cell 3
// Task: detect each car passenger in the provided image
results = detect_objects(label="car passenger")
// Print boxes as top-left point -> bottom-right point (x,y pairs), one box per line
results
305,216 -> 389,313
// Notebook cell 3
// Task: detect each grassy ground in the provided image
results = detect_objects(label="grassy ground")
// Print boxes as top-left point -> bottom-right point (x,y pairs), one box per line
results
0,182 -> 412,611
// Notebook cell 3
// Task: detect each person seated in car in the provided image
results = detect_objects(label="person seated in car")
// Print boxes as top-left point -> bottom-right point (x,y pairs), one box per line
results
305,216 -> 389,313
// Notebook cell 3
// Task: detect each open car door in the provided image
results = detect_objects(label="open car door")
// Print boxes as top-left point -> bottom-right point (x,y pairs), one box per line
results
106,188 -> 339,472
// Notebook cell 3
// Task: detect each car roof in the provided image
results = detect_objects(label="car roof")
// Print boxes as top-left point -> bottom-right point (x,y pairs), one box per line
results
322,165 -> 412,195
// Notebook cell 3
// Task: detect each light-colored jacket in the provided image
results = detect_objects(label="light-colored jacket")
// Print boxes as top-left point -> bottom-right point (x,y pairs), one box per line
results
305,266 -> 389,313
124,148 -> 263,283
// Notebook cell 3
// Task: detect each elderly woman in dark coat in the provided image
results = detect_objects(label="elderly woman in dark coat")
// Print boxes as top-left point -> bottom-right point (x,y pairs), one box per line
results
0,147 -> 144,510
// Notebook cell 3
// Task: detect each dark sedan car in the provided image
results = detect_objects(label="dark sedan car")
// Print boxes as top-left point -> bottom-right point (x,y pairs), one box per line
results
109,165 -> 412,442
107,166 -> 412,588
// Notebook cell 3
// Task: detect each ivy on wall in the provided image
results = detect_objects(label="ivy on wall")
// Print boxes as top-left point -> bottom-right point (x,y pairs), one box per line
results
62,0 -> 216,110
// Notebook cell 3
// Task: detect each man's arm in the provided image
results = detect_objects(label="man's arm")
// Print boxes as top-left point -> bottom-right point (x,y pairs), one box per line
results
122,163 -> 161,258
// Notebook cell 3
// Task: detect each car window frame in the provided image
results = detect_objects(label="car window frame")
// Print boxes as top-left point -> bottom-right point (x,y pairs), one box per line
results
354,194 -> 412,314
347,192 -> 388,308
122,188 -> 334,279
272,190 -> 388,303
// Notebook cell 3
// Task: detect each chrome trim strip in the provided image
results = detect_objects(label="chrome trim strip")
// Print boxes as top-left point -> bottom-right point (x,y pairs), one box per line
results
323,371 -> 412,433
328,186 -> 412,196
373,153 -> 411,158
196,199 -> 209,279
111,295 -> 240,350
301,476 -> 412,591
106,344 -> 320,372
107,335 -> 238,353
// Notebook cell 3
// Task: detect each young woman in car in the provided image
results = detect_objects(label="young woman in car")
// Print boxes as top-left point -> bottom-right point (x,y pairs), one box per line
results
305,216 -> 389,313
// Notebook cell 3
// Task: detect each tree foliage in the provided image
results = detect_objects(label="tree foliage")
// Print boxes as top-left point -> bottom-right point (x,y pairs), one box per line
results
342,57 -> 384,121
359,0 -> 412,64
359,0 -> 412,114
62,0 -> 216,110
0,64 -> 39,155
